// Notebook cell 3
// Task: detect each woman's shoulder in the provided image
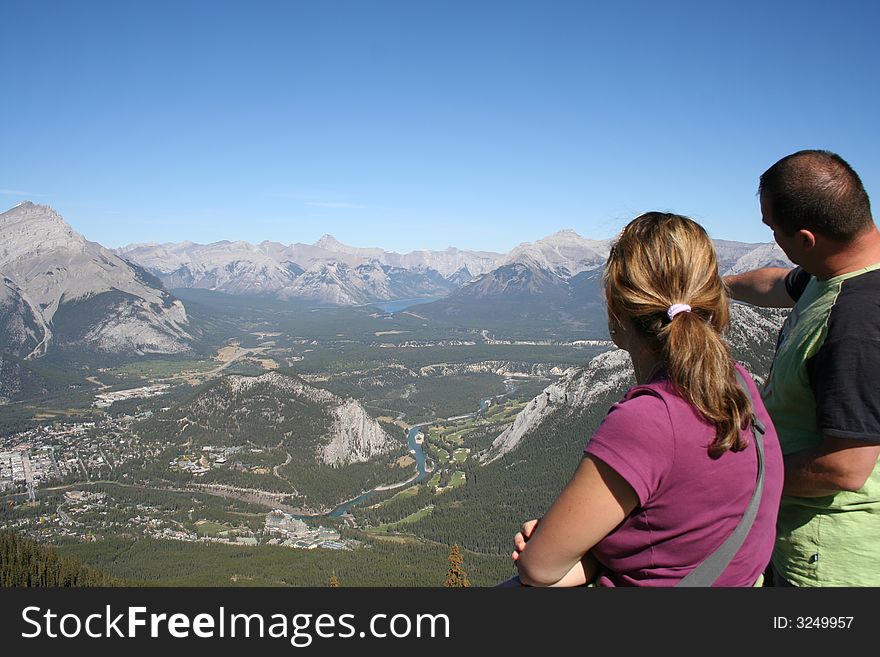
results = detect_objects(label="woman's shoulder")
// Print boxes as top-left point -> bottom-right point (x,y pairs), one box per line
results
619,375 -> 676,406
599,384 -> 674,437
586,382 -> 677,506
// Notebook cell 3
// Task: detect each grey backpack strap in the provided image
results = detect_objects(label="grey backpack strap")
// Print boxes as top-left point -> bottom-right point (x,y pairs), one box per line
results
677,370 -> 765,587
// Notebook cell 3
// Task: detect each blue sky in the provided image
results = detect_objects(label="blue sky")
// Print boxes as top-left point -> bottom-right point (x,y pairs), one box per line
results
2,1 -> 878,253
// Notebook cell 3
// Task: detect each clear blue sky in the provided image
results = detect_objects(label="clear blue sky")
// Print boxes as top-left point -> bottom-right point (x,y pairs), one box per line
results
3,0 -> 878,253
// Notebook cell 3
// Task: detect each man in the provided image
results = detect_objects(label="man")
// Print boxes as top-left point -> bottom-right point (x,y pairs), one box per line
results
725,150 -> 880,586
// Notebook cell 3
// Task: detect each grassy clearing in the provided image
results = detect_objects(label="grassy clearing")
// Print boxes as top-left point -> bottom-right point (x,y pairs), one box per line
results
193,520 -> 233,537
370,506 -> 435,532
449,471 -> 466,488
443,430 -> 468,445
386,486 -> 421,504
33,412 -> 63,420
426,401 -> 525,448
108,359 -> 215,379
484,401 -> 527,422
435,471 -> 467,495
360,533 -> 425,545
452,448 -> 470,464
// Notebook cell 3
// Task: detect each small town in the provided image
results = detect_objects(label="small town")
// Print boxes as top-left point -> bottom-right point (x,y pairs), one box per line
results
1,413 -> 155,493
1,403 -> 357,552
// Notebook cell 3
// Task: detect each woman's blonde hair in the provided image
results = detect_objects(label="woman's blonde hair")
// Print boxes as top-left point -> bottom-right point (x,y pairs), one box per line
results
603,212 -> 751,457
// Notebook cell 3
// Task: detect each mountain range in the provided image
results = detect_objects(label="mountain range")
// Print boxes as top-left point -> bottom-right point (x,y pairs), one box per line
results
116,226 -> 790,308
1,202 -> 792,362
116,234 -> 502,306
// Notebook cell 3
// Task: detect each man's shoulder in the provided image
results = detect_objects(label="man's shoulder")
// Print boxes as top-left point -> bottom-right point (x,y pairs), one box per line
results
831,269 -> 880,324
798,267 -> 880,316
827,268 -> 880,331
837,266 -> 880,297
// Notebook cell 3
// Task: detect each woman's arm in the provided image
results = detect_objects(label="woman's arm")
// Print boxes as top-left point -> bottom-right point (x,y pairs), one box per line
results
515,454 -> 638,587
513,521 -> 600,586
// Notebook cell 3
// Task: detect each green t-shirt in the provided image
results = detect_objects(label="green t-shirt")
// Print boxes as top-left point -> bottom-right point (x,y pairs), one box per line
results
764,264 -> 880,586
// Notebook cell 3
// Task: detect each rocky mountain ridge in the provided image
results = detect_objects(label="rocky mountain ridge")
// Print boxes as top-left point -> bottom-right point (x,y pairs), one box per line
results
181,371 -> 398,466
0,202 -> 193,358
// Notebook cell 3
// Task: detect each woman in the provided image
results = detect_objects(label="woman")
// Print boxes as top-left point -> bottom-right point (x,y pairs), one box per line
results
513,212 -> 784,586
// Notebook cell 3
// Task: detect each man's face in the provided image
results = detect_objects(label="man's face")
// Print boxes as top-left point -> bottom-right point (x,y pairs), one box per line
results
760,195 -> 801,264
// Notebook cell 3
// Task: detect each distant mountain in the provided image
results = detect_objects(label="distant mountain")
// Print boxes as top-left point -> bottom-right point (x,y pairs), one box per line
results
278,260 -> 456,305
0,202 -> 194,358
447,266 -> 475,287
284,234 -> 504,279
139,370 -> 407,509
415,259 -> 607,337
724,242 -> 793,275
417,235 -> 791,335
453,258 -> 570,300
119,240 -> 297,296
118,235 -> 505,304
502,229 -> 610,277
418,257 -> 599,335
117,228 -> 790,311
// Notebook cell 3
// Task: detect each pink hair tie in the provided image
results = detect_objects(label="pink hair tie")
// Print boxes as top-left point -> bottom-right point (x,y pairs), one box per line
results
667,303 -> 692,320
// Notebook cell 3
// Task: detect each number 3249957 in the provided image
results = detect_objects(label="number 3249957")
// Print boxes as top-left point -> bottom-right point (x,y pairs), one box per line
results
773,617 -> 854,629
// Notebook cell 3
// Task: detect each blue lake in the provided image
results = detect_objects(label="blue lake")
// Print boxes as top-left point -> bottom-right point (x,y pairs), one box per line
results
370,297 -> 440,314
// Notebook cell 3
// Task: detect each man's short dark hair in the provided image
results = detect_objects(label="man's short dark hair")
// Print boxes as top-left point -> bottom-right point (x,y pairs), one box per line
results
759,150 -> 873,242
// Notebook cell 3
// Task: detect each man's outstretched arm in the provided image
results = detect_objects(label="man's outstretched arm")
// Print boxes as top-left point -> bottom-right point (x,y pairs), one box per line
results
724,267 -> 796,308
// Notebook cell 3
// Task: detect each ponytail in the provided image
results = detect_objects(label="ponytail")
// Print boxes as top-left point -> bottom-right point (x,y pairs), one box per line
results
662,311 -> 751,457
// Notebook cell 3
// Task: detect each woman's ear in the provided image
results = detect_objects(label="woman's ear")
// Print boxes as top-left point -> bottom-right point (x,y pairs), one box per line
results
608,314 -> 627,350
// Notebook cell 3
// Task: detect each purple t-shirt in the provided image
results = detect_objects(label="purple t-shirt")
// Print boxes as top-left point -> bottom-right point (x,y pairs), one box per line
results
584,364 -> 784,587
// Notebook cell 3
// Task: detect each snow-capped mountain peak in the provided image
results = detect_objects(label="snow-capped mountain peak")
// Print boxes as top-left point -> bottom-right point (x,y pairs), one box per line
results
314,234 -> 346,250
503,229 -> 611,278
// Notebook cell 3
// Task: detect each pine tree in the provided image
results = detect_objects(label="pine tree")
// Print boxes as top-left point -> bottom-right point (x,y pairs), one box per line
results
444,543 -> 470,587
0,529 -> 121,587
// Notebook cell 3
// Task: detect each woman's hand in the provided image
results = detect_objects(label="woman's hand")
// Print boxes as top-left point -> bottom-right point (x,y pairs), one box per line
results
512,518 -> 540,562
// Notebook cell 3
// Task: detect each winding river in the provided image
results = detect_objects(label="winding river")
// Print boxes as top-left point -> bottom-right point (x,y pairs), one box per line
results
314,423 -> 431,518
294,378 -> 521,519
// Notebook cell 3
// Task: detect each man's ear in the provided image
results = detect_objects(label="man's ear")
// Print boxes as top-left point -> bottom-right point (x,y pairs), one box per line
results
797,229 -> 817,250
